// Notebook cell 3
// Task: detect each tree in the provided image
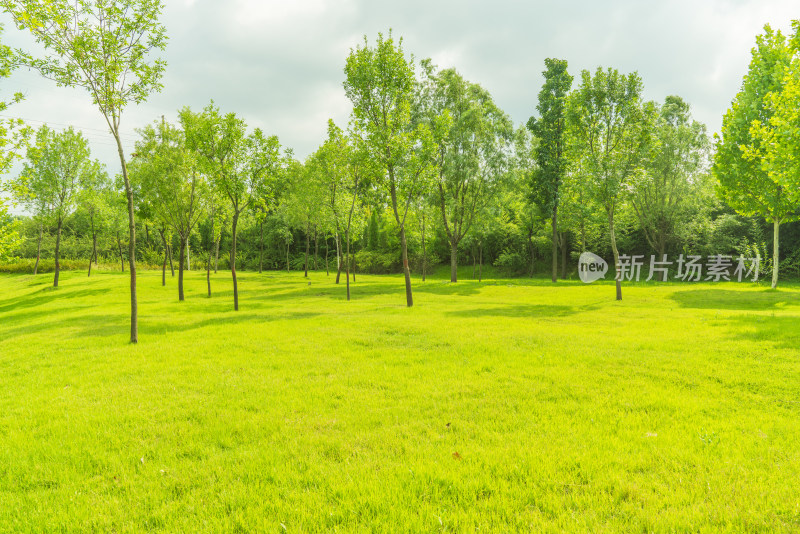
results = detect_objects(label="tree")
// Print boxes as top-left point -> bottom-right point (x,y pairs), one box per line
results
630,96 -> 709,279
16,126 -> 100,287
527,58 -> 573,283
421,62 -> 511,282
722,23 -> 800,289
77,162 -> 110,277
131,116 -> 206,301
185,103 -> 282,311
2,0 -> 168,342
568,67 -> 650,300
343,32 -> 437,306
0,198 -> 22,261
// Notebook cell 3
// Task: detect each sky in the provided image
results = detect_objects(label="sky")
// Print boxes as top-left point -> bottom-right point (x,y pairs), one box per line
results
0,0 -> 797,180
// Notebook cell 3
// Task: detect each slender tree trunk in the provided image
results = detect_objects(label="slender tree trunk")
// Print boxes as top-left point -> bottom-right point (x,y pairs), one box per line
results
114,134 -> 138,344
88,215 -> 97,278
335,232 -> 342,284
259,220 -> 264,274
168,239 -> 174,277
231,211 -> 240,311
178,235 -> 187,302
479,241 -> 483,283
304,222 -> 310,278
207,242 -> 212,298
772,218 -> 780,289
33,224 -> 42,275
561,231 -> 568,280
286,241 -> 290,272
53,216 -> 63,288
345,229 -> 351,301
161,230 -> 167,287
325,236 -> 330,276
421,211 -> 426,282
352,255 -> 356,283
313,227 -> 319,271
117,231 -> 125,273
214,236 -> 220,273
551,211 -> 558,283
450,241 -> 458,283
609,210 -> 622,301
399,227 -> 413,307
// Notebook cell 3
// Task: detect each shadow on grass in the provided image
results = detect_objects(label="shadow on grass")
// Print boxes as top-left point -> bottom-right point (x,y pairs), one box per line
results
0,286 -> 114,315
717,315 -> 800,351
446,304 -> 580,318
668,288 -> 800,311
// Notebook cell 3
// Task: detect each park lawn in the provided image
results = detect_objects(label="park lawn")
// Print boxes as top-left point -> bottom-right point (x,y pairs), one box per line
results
0,268 -> 799,532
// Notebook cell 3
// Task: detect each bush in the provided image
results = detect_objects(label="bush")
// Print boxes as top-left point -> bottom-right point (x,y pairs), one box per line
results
354,250 -> 400,274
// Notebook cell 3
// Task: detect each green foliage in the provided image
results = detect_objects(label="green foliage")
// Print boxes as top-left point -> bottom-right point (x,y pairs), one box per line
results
527,58 -> 573,217
630,96 -> 710,255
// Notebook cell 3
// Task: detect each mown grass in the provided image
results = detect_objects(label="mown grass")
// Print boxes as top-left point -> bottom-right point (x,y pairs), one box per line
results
1,267 -> 799,532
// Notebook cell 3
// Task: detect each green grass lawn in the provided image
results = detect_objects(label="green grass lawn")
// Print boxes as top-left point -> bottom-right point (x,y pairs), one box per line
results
1,267 -> 799,532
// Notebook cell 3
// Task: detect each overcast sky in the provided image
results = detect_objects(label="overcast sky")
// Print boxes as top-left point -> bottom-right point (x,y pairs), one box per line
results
0,0 -> 797,177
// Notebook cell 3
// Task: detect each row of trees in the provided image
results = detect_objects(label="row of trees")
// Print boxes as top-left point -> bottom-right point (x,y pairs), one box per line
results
0,1 -> 798,341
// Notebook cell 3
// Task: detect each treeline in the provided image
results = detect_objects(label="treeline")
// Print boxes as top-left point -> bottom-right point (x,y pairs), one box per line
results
1,11 -> 800,337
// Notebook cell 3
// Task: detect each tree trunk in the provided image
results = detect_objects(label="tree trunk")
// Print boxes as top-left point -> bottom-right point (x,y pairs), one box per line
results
53,216 -> 63,288
304,222 -> 310,278
186,240 -> 191,271
33,224 -> 42,275
658,242 -> 667,282
88,215 -> 97,278
116,231 -> 125,273
450,241 -> 458,283
561,231 -> 568,280
551,211 -> 558,283
609,211 -> 622,301
421,211 -> 426,282
167,237 -> 174,277
259,220 -> 264,274
159,229 -> 168,286
399,227 -> 413,307
325,236 -> 330,276
772,218 -> 780,289
114,132 -> 138,344
286,241 -> 290,272
178,235 -> 187,301
345,229 -> 351,301
214,236 -> 220,273
479,241 -> 483,283
313,227 -> 319,271
334,232 -> 342,284
231,211 -> 240,311
207,244 -> 212,298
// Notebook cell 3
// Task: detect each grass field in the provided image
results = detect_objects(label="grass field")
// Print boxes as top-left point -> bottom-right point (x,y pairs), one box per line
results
1,267 -> 799,532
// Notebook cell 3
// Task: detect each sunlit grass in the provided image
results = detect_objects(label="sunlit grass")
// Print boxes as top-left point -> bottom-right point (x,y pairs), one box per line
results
1,268 -> 799,532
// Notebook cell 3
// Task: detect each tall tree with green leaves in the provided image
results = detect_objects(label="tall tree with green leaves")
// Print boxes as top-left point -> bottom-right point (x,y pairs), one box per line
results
719,23 -> 800,289
420,62 -> 511,282
631,96 -> 709,277
568,67 -> 650,300
2,0 -> 168,342
130,116 -> 206,301
343,32 -> 437,306
16,126 -> 100,287
527,58 -> 573,283
184,103 -> 282,310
